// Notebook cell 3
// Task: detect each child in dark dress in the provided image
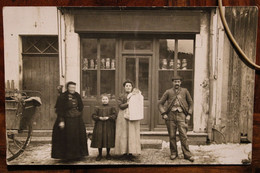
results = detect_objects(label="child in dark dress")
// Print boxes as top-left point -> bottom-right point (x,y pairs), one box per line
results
91,94 -> 117,161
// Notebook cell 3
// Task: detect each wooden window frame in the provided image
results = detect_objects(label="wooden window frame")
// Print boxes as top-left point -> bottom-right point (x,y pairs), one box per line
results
80,37 -> 118,101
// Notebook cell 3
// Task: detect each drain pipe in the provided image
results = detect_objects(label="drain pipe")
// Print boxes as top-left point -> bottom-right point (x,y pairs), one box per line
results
207,9 -> 218,142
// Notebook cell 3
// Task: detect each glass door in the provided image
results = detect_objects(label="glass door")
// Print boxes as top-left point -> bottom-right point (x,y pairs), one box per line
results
123,55 -> 151,131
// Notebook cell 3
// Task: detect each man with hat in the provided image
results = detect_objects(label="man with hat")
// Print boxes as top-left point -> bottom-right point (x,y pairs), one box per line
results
158,75 -> 194,162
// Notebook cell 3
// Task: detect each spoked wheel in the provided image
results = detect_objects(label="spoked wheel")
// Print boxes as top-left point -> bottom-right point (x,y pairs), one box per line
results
7,124 -> 32,161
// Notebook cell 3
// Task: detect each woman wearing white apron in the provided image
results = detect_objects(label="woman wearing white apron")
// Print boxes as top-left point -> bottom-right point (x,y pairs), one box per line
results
114,80 -> 143,161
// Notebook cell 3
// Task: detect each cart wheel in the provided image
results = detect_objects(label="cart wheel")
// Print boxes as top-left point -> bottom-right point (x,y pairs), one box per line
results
7,124 -> 32,161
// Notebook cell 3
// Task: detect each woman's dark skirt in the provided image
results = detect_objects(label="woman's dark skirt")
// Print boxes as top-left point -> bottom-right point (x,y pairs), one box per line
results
51,116 -> 89,160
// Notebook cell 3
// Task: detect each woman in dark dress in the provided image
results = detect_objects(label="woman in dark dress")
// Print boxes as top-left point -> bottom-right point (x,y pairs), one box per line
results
51,81 -> 89,160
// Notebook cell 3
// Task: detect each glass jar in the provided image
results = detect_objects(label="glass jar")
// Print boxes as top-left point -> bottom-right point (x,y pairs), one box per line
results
182,59 -> 187,70
82,58 -> 88,70
106,58 -> 111,69
177,59 -> 181,69
161,59 -> 168,70
169,59 -> 174,69
90,59 -> 95,69
101,58 -> 105,69
111,59 -> 115,69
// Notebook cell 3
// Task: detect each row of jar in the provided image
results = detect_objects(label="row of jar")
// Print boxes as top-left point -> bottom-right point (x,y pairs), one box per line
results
82,58 -> 116,70
160,58 -> 188,70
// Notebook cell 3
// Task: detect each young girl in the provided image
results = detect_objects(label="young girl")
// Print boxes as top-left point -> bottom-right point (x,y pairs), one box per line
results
91,94 -> 117,161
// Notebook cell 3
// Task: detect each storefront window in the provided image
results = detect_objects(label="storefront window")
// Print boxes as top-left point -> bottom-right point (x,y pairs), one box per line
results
159,39 -> 175,70
158,39 -> 194,98
81,38 -> 116,99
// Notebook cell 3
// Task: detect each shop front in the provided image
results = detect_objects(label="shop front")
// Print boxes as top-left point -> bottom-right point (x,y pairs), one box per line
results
4,6 -> 255,143
57,8 -> 210,133
80,36 -> 196,132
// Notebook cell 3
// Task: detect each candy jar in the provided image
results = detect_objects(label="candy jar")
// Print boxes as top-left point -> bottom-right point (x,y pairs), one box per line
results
177,59 -> 181,69
106,58 -> 111,69
161,59 -> 168,70
169,59 -> 174,69
82,58 -> 88,71
111,59 -> 116,69
90,59 -> 95,69
101,58 -> 105,69
182,59 -> 187,70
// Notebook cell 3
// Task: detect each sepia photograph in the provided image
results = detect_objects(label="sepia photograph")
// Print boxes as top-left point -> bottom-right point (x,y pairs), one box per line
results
3,6 -> 257,165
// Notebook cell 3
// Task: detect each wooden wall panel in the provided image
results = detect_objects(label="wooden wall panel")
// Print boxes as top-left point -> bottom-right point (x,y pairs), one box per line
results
1,0 -> 260,172
223,7 -> 257,143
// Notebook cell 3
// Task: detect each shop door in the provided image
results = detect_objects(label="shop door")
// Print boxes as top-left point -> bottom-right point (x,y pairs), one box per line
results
123,55 -> 152,131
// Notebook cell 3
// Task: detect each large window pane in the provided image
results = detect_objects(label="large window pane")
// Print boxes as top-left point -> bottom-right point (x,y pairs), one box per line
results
82,39 -> 97,70
101,71 -> 115,98
100,39 -> 116,69
158,71 -> 174,98
139,58 -> 149,100
159,39 -> 175,70
178,71 -> 193,98
178,40 -> 194,70
126,58 -> 136,85
82,71 -> 97,98
81,39 -> 97,98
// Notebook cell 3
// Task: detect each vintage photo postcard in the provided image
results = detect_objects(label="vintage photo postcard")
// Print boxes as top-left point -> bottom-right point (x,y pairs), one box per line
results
3,6 -> 257,165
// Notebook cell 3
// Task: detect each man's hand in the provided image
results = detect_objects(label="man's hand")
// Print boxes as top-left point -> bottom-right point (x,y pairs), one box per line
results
162,114 -> 168,120
185,115 -> 191,124
59,121 -> 65,129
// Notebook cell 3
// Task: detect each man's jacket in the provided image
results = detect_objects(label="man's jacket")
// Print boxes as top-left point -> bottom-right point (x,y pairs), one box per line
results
158,87 -> 193,116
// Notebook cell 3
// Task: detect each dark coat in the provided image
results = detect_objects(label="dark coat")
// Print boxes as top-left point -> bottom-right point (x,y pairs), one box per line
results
91,104 -> 117,148
117,93 -> 129,110
158,87 -> 193,116
51,91 -> 89,160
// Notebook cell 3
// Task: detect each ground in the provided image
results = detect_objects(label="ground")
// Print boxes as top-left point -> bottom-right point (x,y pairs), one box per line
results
7,140 -> 251,165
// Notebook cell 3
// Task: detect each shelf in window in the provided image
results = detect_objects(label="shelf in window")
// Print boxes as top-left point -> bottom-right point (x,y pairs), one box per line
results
158,69 -> 174,71
82,69 -> 98,71
177,69 -> 193,71
100,69 -> 116,71
158,69 -> 193,71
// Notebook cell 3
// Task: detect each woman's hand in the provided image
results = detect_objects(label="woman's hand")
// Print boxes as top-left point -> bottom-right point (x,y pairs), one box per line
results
127,93 -> 133,99
59,121 -> 65,129
99,117 -> 109,121
103,116 -> 109,120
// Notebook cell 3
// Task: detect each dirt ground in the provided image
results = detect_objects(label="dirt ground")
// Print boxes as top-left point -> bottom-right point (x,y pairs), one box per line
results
7,139 -> 251,165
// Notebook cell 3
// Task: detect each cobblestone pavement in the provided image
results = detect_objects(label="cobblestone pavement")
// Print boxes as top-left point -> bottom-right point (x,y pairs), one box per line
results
7,140 -> 251,165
